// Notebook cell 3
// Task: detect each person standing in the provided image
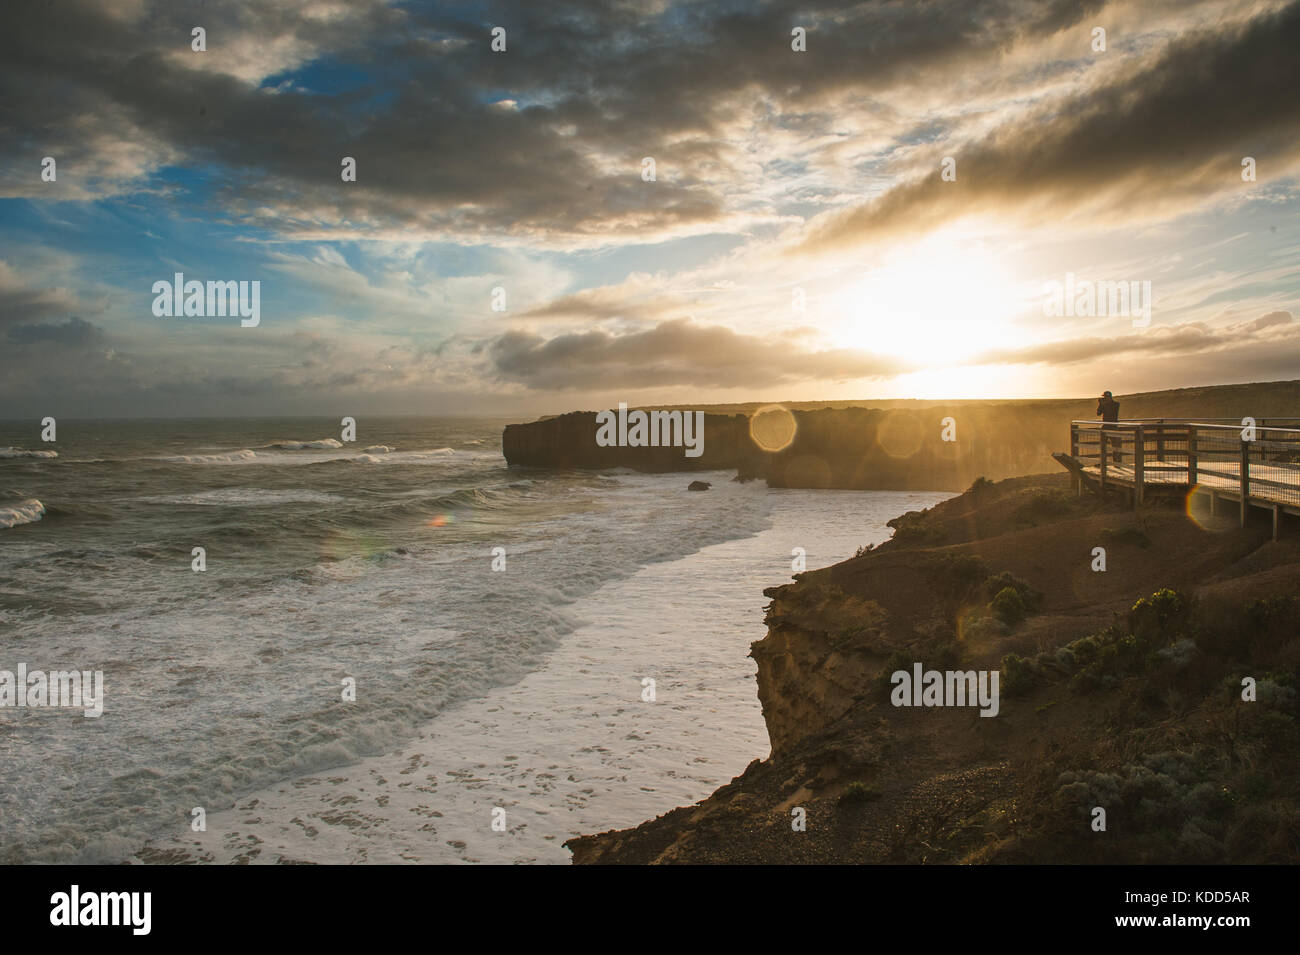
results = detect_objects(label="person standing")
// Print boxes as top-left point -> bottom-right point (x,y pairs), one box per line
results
1097,390 -> 1121,464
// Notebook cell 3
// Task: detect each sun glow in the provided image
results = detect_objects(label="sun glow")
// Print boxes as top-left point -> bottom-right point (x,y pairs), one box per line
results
826,236 -> 1023,366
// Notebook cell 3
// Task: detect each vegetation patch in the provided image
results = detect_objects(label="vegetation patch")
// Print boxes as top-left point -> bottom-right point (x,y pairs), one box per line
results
886,509 -> 949,546
838,781 -> 883,806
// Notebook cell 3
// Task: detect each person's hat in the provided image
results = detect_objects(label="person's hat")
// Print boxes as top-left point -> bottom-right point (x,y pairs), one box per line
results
1103,390 -> 1112,397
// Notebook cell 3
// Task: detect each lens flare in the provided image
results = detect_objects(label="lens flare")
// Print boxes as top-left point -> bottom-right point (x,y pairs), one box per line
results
1184,486 -> 1233,533
750,404 -> 797,452
877,409 -> 925,460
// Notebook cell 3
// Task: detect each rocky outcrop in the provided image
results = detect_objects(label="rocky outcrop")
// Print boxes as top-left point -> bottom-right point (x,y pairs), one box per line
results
753,585 -> 895,757
501,411 -> 760,473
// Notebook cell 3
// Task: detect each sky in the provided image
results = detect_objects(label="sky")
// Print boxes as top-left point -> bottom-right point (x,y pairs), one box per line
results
1,0 -> 1299,418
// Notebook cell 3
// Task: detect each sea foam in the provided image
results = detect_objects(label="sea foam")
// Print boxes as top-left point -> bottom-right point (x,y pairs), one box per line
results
0,499 -> 45,529
0,447 -> 58,459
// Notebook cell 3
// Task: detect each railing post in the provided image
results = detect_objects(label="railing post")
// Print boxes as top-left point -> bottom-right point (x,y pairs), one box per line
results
1156,420 -> 1165,463
1187,426 -> 1197,486
1099,429 -> 1108,490
1239,438 -> 1250,528
1134,426 -> 1144,508
1069,424 -> 1080,495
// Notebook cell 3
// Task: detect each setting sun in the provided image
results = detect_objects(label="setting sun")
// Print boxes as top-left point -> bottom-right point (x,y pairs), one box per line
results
827,236 -> 1021,365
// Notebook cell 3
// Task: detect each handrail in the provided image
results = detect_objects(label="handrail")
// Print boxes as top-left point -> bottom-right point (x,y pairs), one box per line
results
1064,419 -> 1300,534
1070,419 -> 1300,434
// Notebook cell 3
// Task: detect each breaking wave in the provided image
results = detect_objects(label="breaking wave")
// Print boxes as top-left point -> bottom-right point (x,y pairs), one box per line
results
0,498 -> 45,529
0,447 -> 58,459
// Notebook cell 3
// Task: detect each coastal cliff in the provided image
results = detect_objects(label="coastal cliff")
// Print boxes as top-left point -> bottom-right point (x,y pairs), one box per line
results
503,404 -> 1062,489
504,380 -> 1300,491
502,410 -> 762,473
566,473 -> 1300,864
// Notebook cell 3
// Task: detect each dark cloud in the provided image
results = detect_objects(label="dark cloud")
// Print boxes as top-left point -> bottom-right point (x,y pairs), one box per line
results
6,315 -> 105,347
0,272 -> 80,327
798,1 -> 1300,252
1254,310 -> 1294,330
489,317 -> 908,389
1,0 -> 1111,239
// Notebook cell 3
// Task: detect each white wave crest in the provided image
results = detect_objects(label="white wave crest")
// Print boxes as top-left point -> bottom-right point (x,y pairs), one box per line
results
136,488 -> 347,507
0,447 -> 58,459
0,498 -> 45,529
270,438 -> 344,450
157,449 -> 258,464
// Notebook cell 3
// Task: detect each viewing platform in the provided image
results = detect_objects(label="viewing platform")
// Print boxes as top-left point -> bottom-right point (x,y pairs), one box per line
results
1053,418 -> 1300,538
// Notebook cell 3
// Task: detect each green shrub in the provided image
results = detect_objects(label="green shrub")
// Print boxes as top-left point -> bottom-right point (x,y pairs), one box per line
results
924,553 -> 988,599
886,510 -> 948,546
1002,652 -> 1039,696
1129,588 -> 1189,646
984,571 -> 1041,606
991,586 -> 1029,626
878,649 -> 916,689
839,782 -> 883,805
959,607 -> 1007,641
930,640 -> 963,671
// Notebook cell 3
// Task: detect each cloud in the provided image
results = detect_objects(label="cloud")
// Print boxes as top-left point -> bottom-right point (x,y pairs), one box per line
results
974,311 -> 1297,366
517,273 -> 687,323
0,0 -> 1131,244
0,261 -> 81,326
488,317 -> 909,389
796,1 -> 1300,254
4,1 -> 1299,415
1253,310 -> 1294,330
6,316 -> 106,347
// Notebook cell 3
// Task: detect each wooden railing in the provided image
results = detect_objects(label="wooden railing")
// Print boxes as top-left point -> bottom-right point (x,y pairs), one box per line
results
1068,419 -> 1300,530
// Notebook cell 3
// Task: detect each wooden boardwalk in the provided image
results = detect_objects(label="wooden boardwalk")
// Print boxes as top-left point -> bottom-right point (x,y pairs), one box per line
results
1056,419 -> 1300,538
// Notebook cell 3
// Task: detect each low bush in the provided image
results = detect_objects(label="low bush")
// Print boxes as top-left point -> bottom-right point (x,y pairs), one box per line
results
838,781 -> 883,805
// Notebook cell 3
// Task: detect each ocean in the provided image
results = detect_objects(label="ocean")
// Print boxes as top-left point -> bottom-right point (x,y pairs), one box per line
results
0,417 -> 949,863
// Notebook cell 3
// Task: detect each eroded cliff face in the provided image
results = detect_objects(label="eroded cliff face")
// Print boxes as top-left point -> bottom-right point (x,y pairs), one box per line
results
752,586 -> 894,757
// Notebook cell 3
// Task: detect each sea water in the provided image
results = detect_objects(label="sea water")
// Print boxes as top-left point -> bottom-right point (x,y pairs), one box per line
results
0,417 -> 948,863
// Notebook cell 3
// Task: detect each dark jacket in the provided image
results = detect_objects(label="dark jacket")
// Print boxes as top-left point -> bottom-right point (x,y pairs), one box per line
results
1097,396 -> 1120,422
